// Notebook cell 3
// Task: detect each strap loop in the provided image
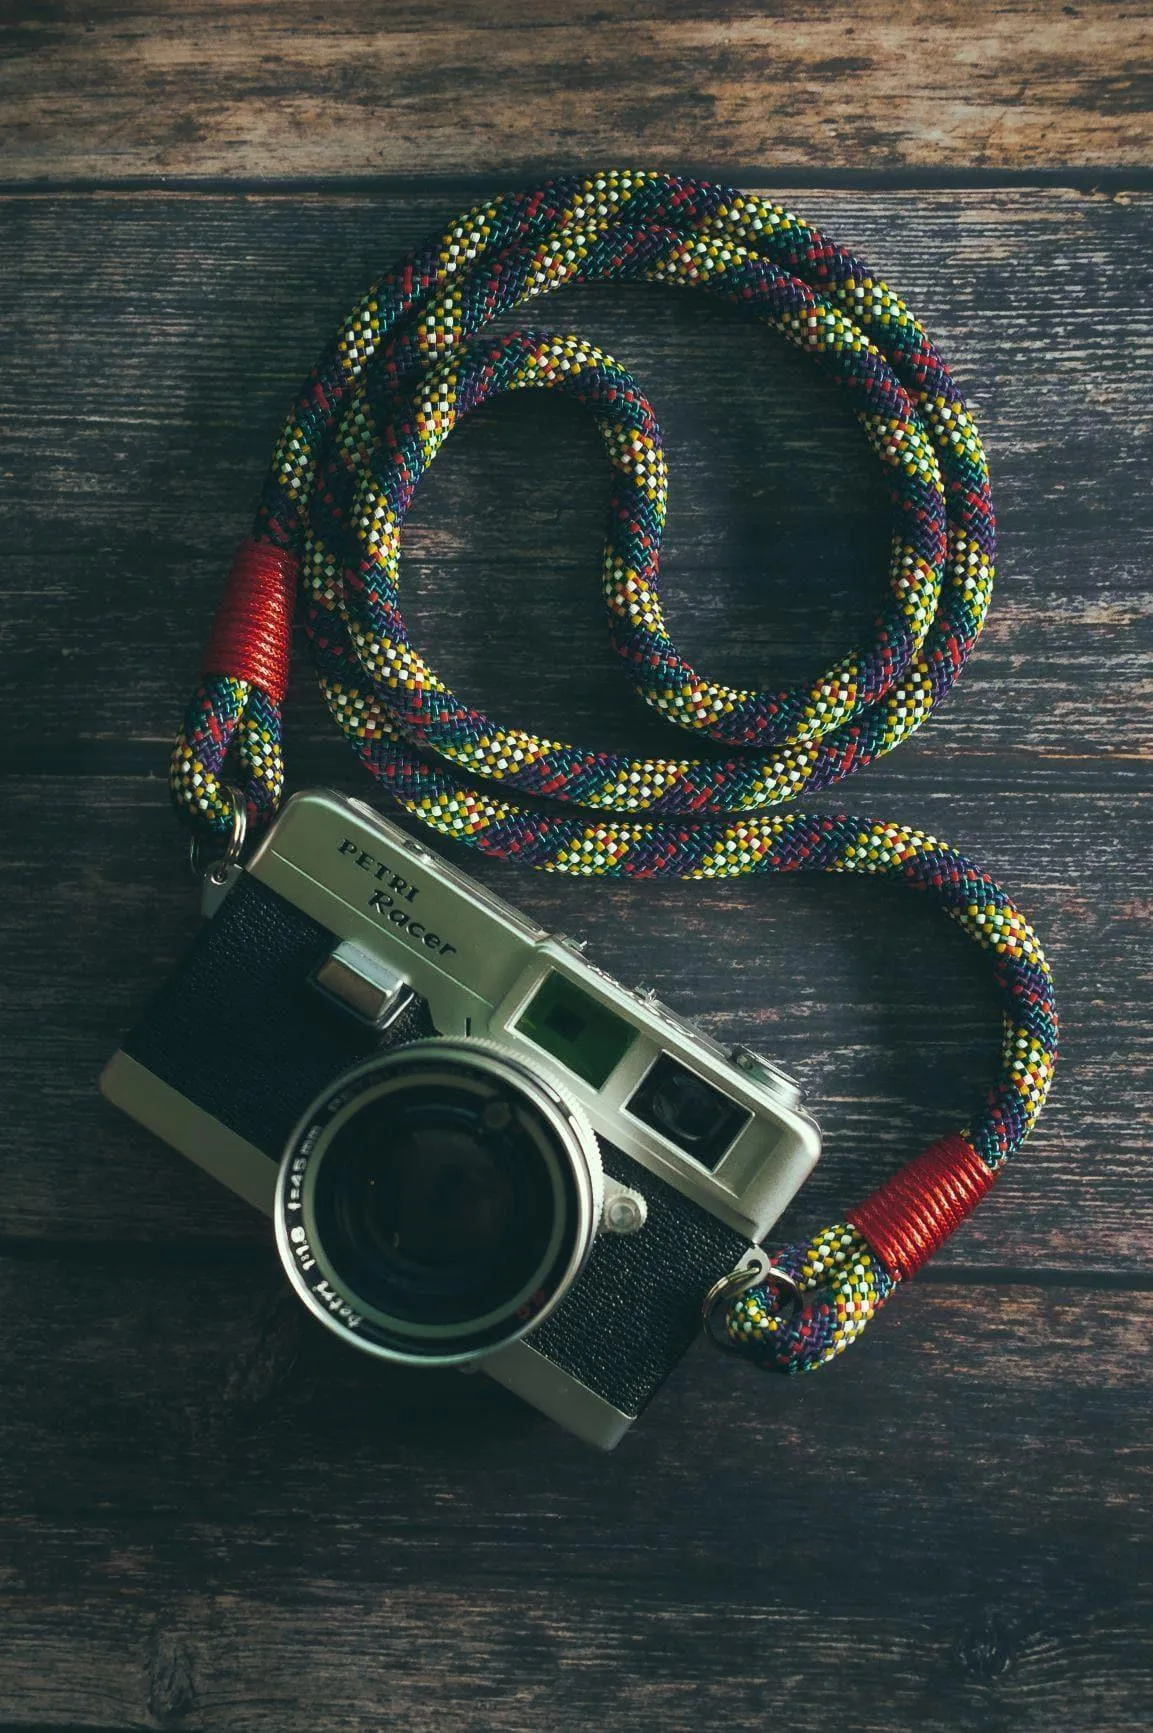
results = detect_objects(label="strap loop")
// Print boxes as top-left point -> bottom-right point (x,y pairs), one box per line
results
725,1224 -> 895,1374
188,782 -> 248,886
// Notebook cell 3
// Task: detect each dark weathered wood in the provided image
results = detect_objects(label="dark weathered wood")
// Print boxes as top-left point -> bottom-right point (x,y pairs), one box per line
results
2,1 -> 1152,182
0,1263 -> 1150,1729
1,26 -> 1152,1722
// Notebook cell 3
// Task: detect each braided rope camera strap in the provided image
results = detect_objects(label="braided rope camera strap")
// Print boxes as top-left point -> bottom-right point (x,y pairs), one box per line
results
171,171 -> 1058,1376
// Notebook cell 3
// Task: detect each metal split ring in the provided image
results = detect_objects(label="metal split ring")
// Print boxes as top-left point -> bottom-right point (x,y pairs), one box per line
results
702,1250 -> 804,1352
188,784 -> 248,885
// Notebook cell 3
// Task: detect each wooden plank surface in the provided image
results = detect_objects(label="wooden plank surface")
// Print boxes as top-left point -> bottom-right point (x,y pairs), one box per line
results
2,6 -> 1152,1728
0,1260 -> 1148,1730
2,1 -> 1152,183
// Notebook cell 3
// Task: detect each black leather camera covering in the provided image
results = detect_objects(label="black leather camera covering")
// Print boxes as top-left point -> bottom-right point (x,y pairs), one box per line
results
529,1141 -> 753,1417
123,872 -> 755,1419
122,873 -> 434,1158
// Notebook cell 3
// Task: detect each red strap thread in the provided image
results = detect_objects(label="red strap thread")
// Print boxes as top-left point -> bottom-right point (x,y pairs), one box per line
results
201,539 -> 299,705
848,1134 -> 997,1282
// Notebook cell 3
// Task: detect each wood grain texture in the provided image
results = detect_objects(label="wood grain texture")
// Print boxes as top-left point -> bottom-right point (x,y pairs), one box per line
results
1,47 -> 1152,1726
0,1261 -> 1149,1730
2,1 -> 1152,183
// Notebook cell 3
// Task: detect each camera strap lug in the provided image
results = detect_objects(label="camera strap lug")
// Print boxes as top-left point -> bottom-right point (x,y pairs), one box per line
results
199,862 -> 243,919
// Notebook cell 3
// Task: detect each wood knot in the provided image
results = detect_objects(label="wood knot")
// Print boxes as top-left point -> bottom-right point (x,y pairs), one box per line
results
147,1625 -> 200,1726
955,1610 -> 1018,1682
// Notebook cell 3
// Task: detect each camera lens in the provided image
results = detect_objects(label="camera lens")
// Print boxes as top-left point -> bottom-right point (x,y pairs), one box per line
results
317,1084 -> 557,1322
275,1042 -> 602,1364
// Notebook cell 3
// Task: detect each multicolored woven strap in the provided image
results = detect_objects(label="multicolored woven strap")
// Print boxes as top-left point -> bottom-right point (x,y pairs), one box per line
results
171,170 -> 1058,1375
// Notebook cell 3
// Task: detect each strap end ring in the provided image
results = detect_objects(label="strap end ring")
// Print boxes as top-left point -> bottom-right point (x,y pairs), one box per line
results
189,784 -> 248,885
702,1251 -> 802,1352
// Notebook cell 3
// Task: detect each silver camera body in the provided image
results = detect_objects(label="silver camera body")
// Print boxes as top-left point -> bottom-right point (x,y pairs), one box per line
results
102,789 -> 821,1448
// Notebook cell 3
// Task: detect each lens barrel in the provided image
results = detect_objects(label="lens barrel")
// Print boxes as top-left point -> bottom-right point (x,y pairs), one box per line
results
274,1040 -> 603,1364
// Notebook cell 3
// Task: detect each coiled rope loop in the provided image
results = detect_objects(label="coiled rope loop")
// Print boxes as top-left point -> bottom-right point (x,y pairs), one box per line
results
171,171 -> 1057,1374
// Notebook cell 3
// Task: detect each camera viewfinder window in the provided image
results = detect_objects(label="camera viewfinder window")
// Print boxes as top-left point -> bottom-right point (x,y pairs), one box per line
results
517,973 -> 636,1088
626,1055 -> 751,1170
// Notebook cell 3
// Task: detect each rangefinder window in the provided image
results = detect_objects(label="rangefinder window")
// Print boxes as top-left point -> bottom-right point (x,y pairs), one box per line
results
627,1055 -> 751,1170
517,972 -> 636,1088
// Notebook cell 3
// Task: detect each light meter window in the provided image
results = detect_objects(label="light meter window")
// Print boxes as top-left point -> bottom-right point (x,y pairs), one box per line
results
517,972 -> 636,1087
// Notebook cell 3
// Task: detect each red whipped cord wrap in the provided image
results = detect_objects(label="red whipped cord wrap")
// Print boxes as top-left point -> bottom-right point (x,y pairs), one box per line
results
201,541 -> 297,707
849,1134 -> 996,1282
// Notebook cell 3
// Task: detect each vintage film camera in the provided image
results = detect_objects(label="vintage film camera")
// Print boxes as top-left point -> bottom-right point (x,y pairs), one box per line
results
101,790 -> 821,1447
